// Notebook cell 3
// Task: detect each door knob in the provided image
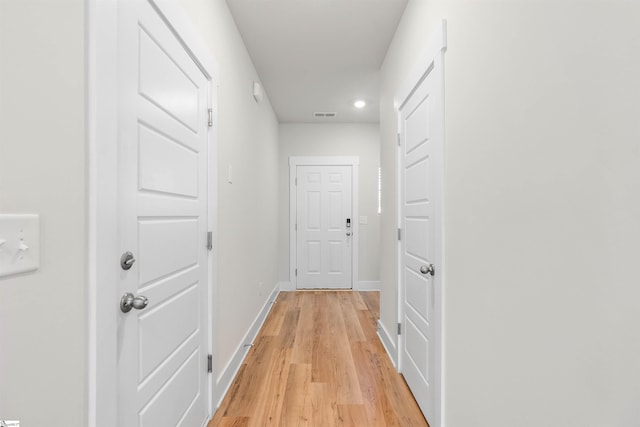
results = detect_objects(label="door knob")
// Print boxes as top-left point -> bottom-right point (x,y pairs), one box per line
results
120,251 -> 136,270
120,292 -> 149,313
346,231 -> 352,236
419,264 -> 435,276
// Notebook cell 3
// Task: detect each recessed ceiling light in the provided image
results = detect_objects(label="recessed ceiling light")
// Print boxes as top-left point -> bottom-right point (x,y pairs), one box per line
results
354,100 -> 366,109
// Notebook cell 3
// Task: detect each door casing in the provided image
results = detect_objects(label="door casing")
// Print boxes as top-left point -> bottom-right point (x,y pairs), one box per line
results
87,1 -> 219,425
395,20 -> 447,427
289,156 -> 359,290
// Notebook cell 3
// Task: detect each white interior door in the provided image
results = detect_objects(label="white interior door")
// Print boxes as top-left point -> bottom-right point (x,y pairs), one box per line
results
296,165 -> 353,289
117,1 -> 210,426
398,42 -> 444,425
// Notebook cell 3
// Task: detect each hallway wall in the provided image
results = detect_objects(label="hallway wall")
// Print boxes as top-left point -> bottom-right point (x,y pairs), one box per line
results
0,1 -> 86,425
179,0 -> 281,396
278,123 -> 381,287
1,1 -> 280,424
380,0 -> 640,425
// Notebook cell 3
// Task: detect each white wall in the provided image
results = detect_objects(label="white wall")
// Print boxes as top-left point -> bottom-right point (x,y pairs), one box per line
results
278,123 -> 380,286
0,0 -> 86,425
380,0 -> 640,425
1,0 -> 280,424
179,0 -> 281,393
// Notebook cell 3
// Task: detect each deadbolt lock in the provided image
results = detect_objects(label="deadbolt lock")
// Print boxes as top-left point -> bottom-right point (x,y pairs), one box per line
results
120,251 -> 136,270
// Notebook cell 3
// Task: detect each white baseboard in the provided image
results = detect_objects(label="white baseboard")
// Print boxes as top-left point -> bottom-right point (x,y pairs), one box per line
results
354,280 -> 381,291
214,284 -> 280,407
279,280 -> 294,291
280,280 -> 380,291
377,319 -> 397,368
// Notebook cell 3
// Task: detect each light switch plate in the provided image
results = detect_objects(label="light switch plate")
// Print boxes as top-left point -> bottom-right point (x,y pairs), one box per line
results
0,214 -> 40,278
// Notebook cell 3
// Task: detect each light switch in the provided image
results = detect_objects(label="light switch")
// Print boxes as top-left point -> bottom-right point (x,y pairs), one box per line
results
359,216 -> 368,225
0,214 -> 40,278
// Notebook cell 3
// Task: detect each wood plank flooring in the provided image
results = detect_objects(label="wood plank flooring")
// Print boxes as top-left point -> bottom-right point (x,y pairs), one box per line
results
208,291 -> 429,427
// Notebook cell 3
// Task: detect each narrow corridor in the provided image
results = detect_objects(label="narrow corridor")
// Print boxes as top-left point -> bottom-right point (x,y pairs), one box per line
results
208,291 -> 428,426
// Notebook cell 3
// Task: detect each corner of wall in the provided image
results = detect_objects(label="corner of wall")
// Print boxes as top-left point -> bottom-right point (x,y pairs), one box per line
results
279,281 -> 295,291
377,319 -> 397,367
214,284 -> 280,408
354,281 -> 381,291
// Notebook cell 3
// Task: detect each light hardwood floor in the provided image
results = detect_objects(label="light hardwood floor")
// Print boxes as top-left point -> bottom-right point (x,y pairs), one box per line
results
208,291 -> 429,426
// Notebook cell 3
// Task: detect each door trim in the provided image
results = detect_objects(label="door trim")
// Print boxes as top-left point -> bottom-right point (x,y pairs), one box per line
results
289,156 -> 359,289
87,1 -> 219,425
395,20 -> 447,427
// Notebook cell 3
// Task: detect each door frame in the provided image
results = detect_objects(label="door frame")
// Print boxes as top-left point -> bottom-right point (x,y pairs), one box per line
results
87,1 -> 219,426
289,156 -> 359,289
395,20 -> 447,427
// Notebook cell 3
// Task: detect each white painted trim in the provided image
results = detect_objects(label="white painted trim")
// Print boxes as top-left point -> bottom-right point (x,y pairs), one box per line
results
151,0 -> 219,81
88,1 -> 219,425
279,281 -> 295,292
281,279 -> 375,292
289,156 -> 360,167
377,320 -> 397,368
394,20 -> 447,427
354,281 -> 381,291
396,20 -> 447,111
289,156 -> 360,290
395,131 -> 403,372
214,285 -> 280,408
87,1 -> 118,425
205,59 -> 219,421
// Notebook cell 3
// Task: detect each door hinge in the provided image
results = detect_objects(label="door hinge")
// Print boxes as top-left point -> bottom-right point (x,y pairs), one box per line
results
295,223 -> 297,231
207,108 -> 213,127
397,228 -> 401,241
397,323 -> 402,335
295,177 -> 298,186
207,354 -> 213,373
206,231 -> 213,251
397,133 -> 401,146
295,268 -> 298,277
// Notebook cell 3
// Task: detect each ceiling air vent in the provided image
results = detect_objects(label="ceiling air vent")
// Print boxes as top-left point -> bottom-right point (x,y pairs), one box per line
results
314,112 -> 337,118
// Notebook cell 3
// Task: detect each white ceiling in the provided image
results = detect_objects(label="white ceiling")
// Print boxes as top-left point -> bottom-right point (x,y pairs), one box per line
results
226,0 -> 408,123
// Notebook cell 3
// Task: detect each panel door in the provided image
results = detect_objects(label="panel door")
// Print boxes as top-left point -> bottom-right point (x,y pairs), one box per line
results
296,165 -> 353,289
117,1 -> 210,426
399,55 -> 443,424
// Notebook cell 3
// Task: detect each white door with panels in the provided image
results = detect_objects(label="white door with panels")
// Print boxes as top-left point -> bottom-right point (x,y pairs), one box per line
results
397,24 -> 446,427
117,1 -> 211,426
295,165 -> 353,289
